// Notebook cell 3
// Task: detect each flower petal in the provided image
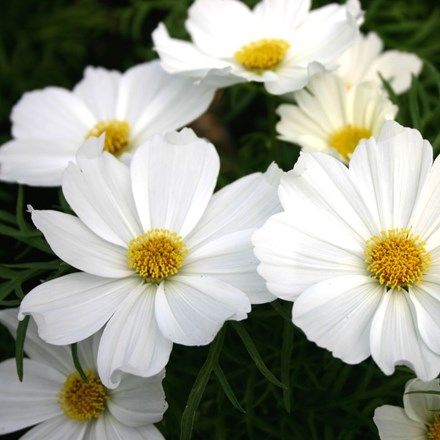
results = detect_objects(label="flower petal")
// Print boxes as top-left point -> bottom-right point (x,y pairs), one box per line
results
62,146 -> 142,247
108,371 -> 167,426
403,378 -> 440,424
349,121 -> 433,230
370,289 -> 440,381
409,283 -> 440,354
373,405 -> 426,440
0,308 -> 72,376
86,414 -> 164,440
185,0 -> 253,57
21,415 -> 88,440
0,139 -> 77,186
152,24 -> 239,88
97,283 -> 172,389
19,273 -> 138,346
73,66 -> 121,120
11,87 -> 95,142
116,61 -> 215,146
130,129 -> 219,236
253,0 -> 311,39
0,359 -> 64,434
31,209 -> 130,278
253,210 -> 365,301
292,275 -> 383,364
186,163 -> 282,248
155,275 -> 251,346
185,229 -> 274,304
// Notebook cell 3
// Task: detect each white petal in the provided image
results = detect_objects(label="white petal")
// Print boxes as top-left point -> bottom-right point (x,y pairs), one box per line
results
370,50 -> 422,94
11,87 -> 95,142
253,0 -> 311,39
409,153 -> 440,244
253,208 -> 365,301
337,32 -> 384,88
31,209 -> 130,278
130,129 -> 219,236
21,415 -> 87,440
0,359 -> 64,434
293,3 -> 359,66
152,24 -> 240,88
87,414 -> 163,440
373,405 -> 426,440
184,229 -> 274,304
97,284 -> 172,389
370,289 -> 440,381
108,371 -> 167,426
73,66 -> 121,120
185,0 -> 253,57
19,273 -> 139,345
186,163 -> 282,248
280,152 -> 376,239
403,378 -> 440,424
155,275 -> 251,345
292,275 -> 383,363
62,148 -> 142,247
0,139 -> 76,186
117,61 -> 215,146
409,284 -> 440,353
0,308 -> 72,376
349,121 -> 432,230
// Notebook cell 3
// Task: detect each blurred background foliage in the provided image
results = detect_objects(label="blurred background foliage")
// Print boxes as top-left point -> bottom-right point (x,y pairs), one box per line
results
0,0 -> 439,438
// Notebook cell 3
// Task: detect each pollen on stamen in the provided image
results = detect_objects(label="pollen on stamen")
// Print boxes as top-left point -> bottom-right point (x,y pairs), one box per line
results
127,228 -> 188,282
427,414 -> 440,440
365,228 -> 431,289
328,125 -> 372,161
234,39 -> 290,73
86,119 -> 130,156
58,369 -> 108,422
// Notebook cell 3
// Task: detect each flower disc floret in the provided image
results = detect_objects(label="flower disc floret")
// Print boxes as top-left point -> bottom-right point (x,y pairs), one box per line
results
58,369 -> 108,422
328,125 -> 372,160
127,228 -> 188,281
365,228 -> 431,289
234,39 -> 290,72
86,120 -> 130,156
428,415 -> 440,440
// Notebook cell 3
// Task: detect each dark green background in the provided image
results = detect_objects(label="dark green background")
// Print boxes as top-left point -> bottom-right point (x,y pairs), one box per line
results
0,0 -> 439,438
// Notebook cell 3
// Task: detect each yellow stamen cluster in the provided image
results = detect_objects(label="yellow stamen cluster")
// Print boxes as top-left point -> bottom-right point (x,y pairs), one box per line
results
86,120 -> 130,156
127,228 -> 188,281
365,228 -> 431,289
234,39 -> 290,72
427,414 -> 440,440
328,125 -> 372,161
58,369 -> 108,422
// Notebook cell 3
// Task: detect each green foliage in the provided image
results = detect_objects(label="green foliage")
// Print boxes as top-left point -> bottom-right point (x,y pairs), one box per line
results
0,0 -> 439,439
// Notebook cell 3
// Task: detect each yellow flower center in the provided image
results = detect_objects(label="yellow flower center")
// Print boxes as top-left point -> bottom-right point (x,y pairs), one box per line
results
365,228 -> 431,289
427,414 -> 440,440
127,228 -> 188,281
328,125 -> 372,161
234,39 -> 290,72
58,369 -> 108,422
86,120 -> 130,156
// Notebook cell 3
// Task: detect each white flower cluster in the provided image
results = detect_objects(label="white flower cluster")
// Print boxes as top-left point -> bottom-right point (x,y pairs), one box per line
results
0,0 -> 435,439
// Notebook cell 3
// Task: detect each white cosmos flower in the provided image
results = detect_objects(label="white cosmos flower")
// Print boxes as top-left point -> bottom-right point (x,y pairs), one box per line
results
19,128 -> 282,388
337,32 -> 423,94
374,378 -> 440,440
253,121 -> 440,380
152,0 -> 361,95
276,71 -> 398,162
0,60 -> 215,187
0,308 -> 167,440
